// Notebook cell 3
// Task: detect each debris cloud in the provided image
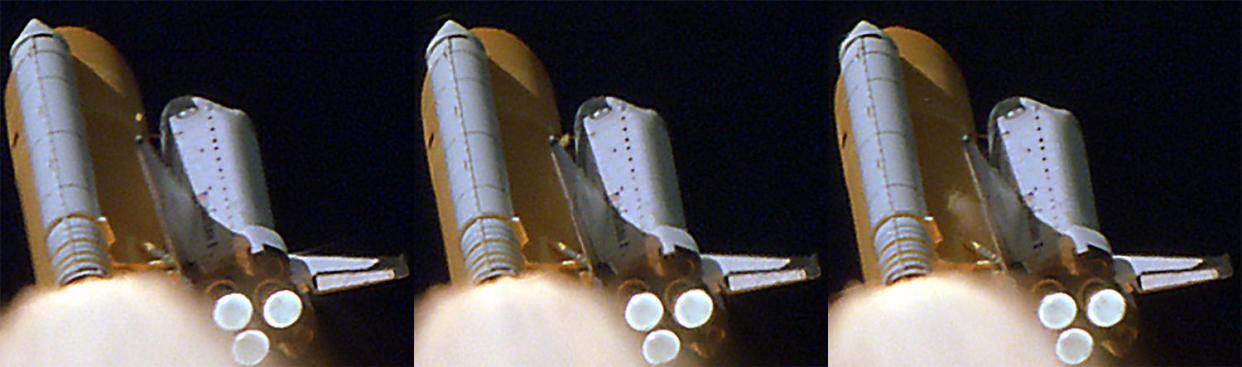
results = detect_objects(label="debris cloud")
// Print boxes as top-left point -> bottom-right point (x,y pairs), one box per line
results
0,273 -> 236,366
828,272 -> 1068,367
414,272 -> 643,367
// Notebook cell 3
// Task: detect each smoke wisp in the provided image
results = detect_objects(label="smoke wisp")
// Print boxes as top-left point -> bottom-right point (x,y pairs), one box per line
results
414,272 -> 644,367
0,273 -> 238,366
828,272 -> 1067,367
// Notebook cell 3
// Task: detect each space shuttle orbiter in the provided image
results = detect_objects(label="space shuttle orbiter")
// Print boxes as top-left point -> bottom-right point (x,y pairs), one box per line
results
4,19 -> 408,366
831,20 -> 1232,365
418,20 -> 821,365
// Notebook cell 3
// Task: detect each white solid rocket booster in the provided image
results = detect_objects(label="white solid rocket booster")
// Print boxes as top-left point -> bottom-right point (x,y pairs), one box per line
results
425,20 -> 524,283
838,21 -> 934,284
9,19 -> 111,285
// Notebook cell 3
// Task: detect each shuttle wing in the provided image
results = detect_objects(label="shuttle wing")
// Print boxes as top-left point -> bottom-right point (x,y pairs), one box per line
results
701,253 -> 821,294
288,254 -> 410,294
1113,254 -> 1232,294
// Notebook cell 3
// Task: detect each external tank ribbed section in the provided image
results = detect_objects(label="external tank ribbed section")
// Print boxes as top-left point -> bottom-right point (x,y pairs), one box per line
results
838,21 -> 933,284
424,20 -> 524,283
9,19 -> 110,285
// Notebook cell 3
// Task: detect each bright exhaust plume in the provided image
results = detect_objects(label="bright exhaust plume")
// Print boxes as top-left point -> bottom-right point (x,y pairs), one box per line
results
0,273 -> 239,366
414,272 -> 644,367
828,272 -> 1074,367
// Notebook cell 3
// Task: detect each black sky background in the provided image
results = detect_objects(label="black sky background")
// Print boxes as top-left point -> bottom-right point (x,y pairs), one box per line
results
1,2 -> 1238,366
